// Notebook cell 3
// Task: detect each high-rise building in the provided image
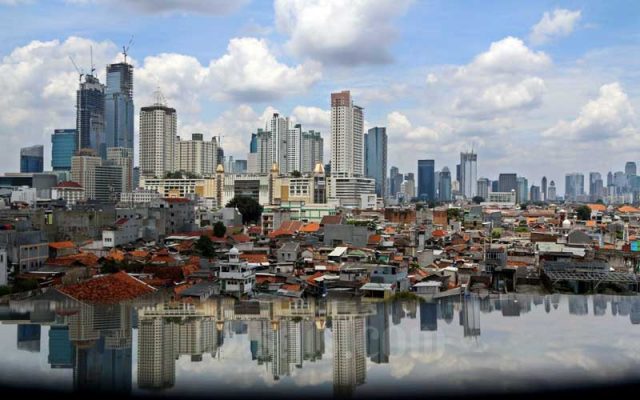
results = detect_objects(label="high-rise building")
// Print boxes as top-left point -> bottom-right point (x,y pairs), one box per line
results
548,180 -> 557,201
107,147 -> 133,193
71,149 -> 102,200
491,180 -> 499,193
255,129 -> 272,173
389,166 -> 403,198
249,133 -> 258,154
516,177 -> 528,203
267,113 -> 291,174
95,163 -> 123,202
541,176 -> 547,202
417,160 -> 436,202
607,171 -> 613,187
625,162 -> 637,176
364,127 -> 387,198
460,151 -> 477,198
331,90 -> 363,177
76,74 -> 106,157
498,173 -> 517,193
529,185 -> 541,202
175,133 -> 218,177
438,167 -> 452,202
477,178 -> 490,201
301,130 -> 323,174
139,93 -> 177,178
105,62 -> 134,151
565,173 -> 585,201
401,176 -> 415,200
51,129 -> 77,171
589,172 -> 602,198
20,145 -> 44,173
287,123 -> 302,174
234,160 -> 247,173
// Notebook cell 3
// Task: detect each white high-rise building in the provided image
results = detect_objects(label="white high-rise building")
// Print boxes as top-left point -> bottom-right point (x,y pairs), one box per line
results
107,147 -> 133,192
175,133 -> 217,177
140,92 -> 177,178
460,151 -> 477,198
256,129 -> 273,174
71,150 -> 102,200
331,91 -> 363,177
269,113 -> 290,174
287,124 -> 302,173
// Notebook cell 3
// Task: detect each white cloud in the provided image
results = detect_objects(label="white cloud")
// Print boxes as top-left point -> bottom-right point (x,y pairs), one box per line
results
208,37 -> 321,102
456,36 -> 551,78
62,0 -> 249,14
542,82 -> 637,141
291,106 -> 330,131
453,77 -> 546,115
274,0 -> 413,66
529,9 -> 582,46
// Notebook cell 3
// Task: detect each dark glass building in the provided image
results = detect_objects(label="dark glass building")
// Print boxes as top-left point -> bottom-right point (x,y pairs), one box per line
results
76,74 -> 106,157
498,173 -> 517,192
364,127 -> 387,198
418,160 -> 435,201
105,62 -> 134,151
20,145 -> 44,173
51,129 -> 77,171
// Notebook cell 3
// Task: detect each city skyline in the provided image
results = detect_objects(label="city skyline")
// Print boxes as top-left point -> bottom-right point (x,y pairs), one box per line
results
0,1 -> 638,195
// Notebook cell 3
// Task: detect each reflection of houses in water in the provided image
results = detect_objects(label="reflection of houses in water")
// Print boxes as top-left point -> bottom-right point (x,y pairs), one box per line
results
593,295 -> 607,316
17,324 -> 41,352
49,325 -> 74,368
328,299 -> 375,398
437,300 -> 454,324
366,302 -> 390,363
500,295 -> 521,317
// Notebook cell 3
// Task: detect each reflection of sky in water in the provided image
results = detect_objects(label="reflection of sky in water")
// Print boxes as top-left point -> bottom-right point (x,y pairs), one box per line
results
0,294 -> 639,396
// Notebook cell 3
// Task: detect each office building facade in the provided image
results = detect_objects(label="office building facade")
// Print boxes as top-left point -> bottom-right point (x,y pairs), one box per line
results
20,145 -> 44,173
417,160 -> 436,202
76,74 -> 106,157
331,91 -> 363,177
105,62 -> 134,151
51,129 -> 77,171
364,127 -> 387,198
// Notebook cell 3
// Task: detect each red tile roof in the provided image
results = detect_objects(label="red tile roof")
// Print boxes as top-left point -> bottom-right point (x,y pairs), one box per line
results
47,252 -> 99,267
240,254 -> 269,264
230,233 -> 251,243
48,241 -> 75,250
59,271 -> 155,303
320,215 -> 343,225
300,222 -> 320,233
432,229 -> 448,238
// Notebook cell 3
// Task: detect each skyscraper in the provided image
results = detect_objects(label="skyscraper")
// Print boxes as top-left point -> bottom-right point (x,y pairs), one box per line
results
529,185 -> 541,202
301,130 -> 323,174
268,113 -> 290,174
541,176 -> 547,201
331,90 -> 364,177
105,62 -> 134,151
20,145 -> 44,173
255,128 -> 273,174
565,173 -> 585,201
52,129 -> 77,171
548,180 -> 557,201
589,172 -> 603,200
625,162 -> 637,176
71,149 -> 102,199
498,173 -> 517,192
76,74 -> 106,157
389,166 -> 402,198
476,178 -> 490,201
438,167 -> 452,201
139,93 -> 177,178
364,127 -> 387,198
460,151 -> 477,198
417,160 -> 436,202
516,177 -> 528,203
287,123 -> 302,173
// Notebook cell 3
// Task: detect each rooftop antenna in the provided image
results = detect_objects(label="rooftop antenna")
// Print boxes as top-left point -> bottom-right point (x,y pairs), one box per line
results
68,55 -> 84,82
122,35 -> 134,64
90,45 -> 95,76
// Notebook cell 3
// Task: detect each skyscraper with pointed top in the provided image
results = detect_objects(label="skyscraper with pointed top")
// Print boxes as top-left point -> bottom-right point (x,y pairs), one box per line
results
105,60 -> 134,151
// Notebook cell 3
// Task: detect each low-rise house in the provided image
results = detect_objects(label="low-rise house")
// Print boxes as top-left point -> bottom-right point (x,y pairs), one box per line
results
217,247 -> 256,297
277,242 -> 300,263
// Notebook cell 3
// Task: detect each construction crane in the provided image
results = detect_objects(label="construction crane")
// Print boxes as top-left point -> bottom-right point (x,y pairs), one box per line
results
122,36 -> 134,64
89,45 -> 95,76
68,55 -> 84,82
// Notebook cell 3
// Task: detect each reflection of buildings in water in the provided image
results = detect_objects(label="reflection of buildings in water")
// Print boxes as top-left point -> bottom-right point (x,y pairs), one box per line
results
551,294 -> 560,310
479,297 -> 493,313
366,301 -> 390,363
568,296 -> 589,315
49,325 -> 74,368
328,300 -> 374,397
593,295 -> 607,316
71,303 -> 133,393
419,302 -> 437,332
500,296 -> 521,317
302,319 -> 325,362
544,296 -> 551,313
518,295 -> 532,314
532,295 -> 544,306
138,314 -> 176,390
404,300 -> 417,319
630,298 -> 640,325
391,301 -> 405,325
461,296 -> 481,338
17,324 -> 41,352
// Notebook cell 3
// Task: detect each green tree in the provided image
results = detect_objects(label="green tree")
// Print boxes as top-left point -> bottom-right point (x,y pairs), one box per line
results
0,286 -> 11,296
447,208 -> 462,222
491,228 -> 502,239
13,279 -> 38,293
195,235 -> 216,258
472,196 -> 484,204
290,170 -> 302,178
226,196 -> 264,224
213,221 -> 226,238
575,205 -> 592,221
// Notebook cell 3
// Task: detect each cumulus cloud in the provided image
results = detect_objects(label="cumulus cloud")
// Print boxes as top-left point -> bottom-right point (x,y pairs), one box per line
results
274,0 -> 413,66
453,77 -> 546,115
529,9 -> 582,46
542,82 -> 637,141
291,106 -> 330,131
207,37 -> 322,102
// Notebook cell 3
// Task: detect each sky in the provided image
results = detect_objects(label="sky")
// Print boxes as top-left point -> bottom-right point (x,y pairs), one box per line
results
0,0 -> 639,194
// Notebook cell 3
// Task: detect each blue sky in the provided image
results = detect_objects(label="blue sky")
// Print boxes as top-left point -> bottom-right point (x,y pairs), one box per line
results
0,0 -> 639,193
